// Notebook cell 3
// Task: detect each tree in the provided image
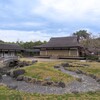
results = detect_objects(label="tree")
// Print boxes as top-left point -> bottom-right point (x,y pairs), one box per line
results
73,30 -> 90,42
0,40 -> 4,43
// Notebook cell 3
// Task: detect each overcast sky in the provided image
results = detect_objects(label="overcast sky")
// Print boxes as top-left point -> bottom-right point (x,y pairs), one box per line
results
0,0 -> 100,42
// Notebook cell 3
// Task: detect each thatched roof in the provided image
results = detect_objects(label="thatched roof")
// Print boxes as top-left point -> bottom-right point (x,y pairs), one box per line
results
34,36 -> 81,48
25,49 -> 40,52
0,43 -> 23,51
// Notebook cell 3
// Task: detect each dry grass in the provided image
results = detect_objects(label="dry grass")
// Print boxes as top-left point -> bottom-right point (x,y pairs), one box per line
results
67,60 -> 100,77
23,61 -> 74,83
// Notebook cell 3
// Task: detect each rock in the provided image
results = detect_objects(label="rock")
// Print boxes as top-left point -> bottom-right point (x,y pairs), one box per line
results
44,77 -> 51,81
32,60 -> 38,64
16,75 -> 24,81
18,61 -> 24,67
41,81 -> 53,86
54,65 -> 61,68
61,63 -> 69,67
29,78 -> 37,84
89,74 -> 96,79
35,80 -> 42,85
23,76 -> 31,82
6,71 -> 10,76
8,84 -> 17,89
58,81 -> 66,88
10,69 -> 25,78
41,81 -> 48,86
71,90 -> 79,94
96,78 -> 100,82
46,81 -> 53,85
77,78 -> 82,82
75,70 -> 83,74
0,73 -> 2,79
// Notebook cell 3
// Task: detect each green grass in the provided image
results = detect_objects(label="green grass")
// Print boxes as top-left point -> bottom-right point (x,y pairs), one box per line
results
0,85 -> 100,100
23,61 -> 74,83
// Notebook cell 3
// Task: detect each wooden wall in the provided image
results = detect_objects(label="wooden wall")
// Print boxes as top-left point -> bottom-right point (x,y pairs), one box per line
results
40,49 -> 79,57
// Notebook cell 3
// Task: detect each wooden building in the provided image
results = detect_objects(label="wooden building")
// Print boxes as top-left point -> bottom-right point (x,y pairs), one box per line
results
34,36 -> 85,59
0,43 -> 23,57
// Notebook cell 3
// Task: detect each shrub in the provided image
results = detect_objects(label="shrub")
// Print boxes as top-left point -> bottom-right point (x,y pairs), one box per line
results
86,55 -> 99,61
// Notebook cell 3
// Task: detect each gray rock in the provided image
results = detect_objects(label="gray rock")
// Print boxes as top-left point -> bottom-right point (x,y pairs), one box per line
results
0,73 -> 2,79
23,76 -> 32,82
58,81 -> 66,88
96,78 -> 100,84
10,69 -> 25,78
61,63 -> 69,67
75,69 -> 83,74
77,78 -> 82,82
44,77 -> 51,81
89,74 -> 96,79
16,75 -> 24,81
71,90 -> 79,94
32,60 -> 38,64
54,65 -> 61,68
8,84 -> 17,89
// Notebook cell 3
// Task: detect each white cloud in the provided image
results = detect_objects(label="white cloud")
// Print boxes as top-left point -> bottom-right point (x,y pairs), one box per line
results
0,29 -> 70,42
32,0 -> 100,22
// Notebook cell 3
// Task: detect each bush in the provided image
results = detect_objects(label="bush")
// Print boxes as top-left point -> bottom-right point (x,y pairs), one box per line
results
86,55 -> 99,61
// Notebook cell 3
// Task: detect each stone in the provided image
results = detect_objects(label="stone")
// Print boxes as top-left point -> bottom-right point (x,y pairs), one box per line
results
10,69 -> 25,78
61,63 -> 69,67
8,84 -> 17,90
76,78 -> 82,82
0,73 -> 2,79
29,78 -> 37,84
58,81 -> 66,88
44,77 -> 51,81
54,65 -> 61,68
16,75 -> 24,81
23,76 -> 31,82
71,90 -> 79,94
18,62 -> 24,67
96,78 -> 100,82
41,81 -> 53,86
32,60 -> 38,64
6,71 -> 10,76
75,70 -> 83,74
89,74 -> 96,79
41,81 -> 48,86
35,80 -> 43,85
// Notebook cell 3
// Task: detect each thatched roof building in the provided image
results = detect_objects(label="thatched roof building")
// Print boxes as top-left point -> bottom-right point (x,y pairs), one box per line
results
34,36 -> 85,59
0,43 -> 23,57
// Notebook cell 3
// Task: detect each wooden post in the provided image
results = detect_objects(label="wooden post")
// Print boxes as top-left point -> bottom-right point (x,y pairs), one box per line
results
68,49 -> 70,56
77,49 -> 79,57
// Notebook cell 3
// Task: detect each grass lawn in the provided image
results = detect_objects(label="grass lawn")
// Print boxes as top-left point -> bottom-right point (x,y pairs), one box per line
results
0,85 -> 100,100
23,61 -> 75,83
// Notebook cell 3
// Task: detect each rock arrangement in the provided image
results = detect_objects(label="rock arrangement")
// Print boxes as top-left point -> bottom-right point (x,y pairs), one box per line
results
16,60 -> 38,68
64,66 -> 100,84
54,63 -> 100,84
7,69 -> 66,88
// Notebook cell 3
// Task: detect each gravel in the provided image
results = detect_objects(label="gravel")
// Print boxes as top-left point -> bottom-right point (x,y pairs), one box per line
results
0,67 -> 100,94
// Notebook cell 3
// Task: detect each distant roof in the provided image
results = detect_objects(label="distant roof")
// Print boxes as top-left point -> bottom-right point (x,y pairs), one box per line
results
0,43 -> 23,51
34,36 -> 81,48
25,49 -> 40,52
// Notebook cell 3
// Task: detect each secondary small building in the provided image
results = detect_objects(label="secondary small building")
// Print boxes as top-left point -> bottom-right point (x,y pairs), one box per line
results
0,43 -> 23,57
34,36 -> 85,59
